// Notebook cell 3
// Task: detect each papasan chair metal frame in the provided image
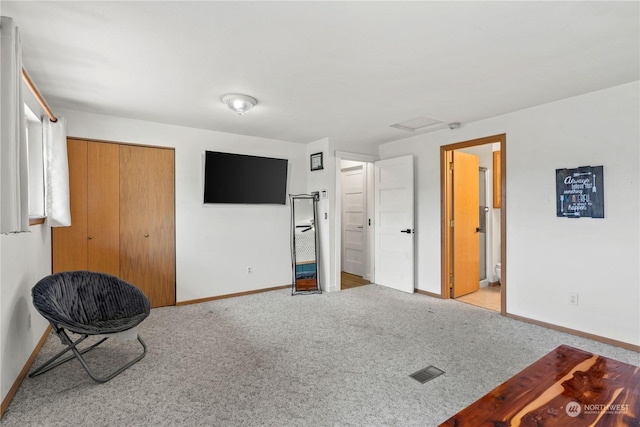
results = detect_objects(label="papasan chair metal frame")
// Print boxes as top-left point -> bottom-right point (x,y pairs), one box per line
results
29,271 -> 151,383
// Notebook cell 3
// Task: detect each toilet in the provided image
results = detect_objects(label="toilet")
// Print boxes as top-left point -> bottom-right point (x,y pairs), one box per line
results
495,263 -> 502,284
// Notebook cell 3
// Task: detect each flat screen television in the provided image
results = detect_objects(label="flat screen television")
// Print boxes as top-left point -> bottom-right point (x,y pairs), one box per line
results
203,151 -> 288,205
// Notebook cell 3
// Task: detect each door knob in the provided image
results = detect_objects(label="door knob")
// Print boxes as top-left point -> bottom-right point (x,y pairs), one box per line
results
88,235 -> 93,240
144,233 -> 149,237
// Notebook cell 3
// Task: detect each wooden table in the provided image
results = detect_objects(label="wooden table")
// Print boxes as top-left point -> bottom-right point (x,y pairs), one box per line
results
440,344 -> 639,426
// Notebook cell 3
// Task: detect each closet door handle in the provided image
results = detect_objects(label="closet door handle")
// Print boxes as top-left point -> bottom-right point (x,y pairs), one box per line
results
88,235 -> 94,240
144,233 -> 149,238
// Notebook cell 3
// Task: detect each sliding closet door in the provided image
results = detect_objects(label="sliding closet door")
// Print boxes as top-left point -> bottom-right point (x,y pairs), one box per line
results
119,145 -> 175,308
86,142 -> 120,275
53,139 -> 121,275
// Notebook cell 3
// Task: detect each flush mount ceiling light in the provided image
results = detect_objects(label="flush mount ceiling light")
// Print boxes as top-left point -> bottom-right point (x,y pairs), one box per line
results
222,93 -> 258,115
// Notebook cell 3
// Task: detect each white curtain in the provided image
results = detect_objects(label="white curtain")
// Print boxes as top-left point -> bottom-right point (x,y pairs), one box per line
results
43,117 -> 70,227
0,16 -> 29,234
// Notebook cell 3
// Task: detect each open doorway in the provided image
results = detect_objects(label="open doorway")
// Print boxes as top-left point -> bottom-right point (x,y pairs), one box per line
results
334,152 -> 415,293
441,134 -> 506,313
339,159 -> 372,290
333,151 -> 379,291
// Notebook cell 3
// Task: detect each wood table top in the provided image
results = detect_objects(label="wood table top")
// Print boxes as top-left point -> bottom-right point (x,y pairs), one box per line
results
440,344 -> 639,426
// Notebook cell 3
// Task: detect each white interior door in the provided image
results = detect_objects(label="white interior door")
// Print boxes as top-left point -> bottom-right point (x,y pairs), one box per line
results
342,165 -> 365,276
374,155 -> 414,293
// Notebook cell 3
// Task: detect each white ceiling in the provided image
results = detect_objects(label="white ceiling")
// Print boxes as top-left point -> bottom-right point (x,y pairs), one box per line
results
2,1 -> 639,151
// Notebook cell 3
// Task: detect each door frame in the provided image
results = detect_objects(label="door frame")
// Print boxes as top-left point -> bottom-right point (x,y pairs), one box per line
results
441,134 -> 506,314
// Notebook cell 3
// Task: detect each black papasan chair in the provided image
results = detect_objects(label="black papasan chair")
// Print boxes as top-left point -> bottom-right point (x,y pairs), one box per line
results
29,271 -> 151,383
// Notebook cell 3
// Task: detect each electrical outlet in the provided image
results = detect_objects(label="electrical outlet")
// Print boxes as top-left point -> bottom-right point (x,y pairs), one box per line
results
568,292 -> 579,306
247,267 -> 252,274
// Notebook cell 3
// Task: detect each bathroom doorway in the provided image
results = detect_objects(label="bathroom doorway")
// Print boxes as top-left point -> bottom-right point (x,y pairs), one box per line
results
441,134 -> 506,313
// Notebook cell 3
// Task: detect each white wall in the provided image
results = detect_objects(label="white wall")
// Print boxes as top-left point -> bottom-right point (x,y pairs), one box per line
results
0,225 -> 51,403
1,92 -> 52,404
305,138 -> 336,291
379,81 -> 640,346
59,109 -> 308,302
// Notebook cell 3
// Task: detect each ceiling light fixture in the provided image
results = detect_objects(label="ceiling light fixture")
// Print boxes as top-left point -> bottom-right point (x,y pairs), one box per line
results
222,93 -> 258,115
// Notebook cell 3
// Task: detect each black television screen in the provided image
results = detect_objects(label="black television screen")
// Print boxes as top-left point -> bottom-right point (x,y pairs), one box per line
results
203,151 -> 288,205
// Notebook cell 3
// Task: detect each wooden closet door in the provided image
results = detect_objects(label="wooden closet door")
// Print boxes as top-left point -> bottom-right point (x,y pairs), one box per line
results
87,142 -> 120,275
53,139 -> 121,275
53,139 -> 88,272
119,145 -> 175,307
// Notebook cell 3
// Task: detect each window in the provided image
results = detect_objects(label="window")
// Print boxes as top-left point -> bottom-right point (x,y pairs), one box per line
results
25,104 -> 45,219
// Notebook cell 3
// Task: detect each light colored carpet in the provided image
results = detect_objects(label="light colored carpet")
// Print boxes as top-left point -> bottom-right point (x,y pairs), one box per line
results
3,285 -> 639,426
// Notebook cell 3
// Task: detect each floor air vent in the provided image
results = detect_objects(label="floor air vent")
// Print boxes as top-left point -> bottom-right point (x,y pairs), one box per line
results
409,365 -> 445,384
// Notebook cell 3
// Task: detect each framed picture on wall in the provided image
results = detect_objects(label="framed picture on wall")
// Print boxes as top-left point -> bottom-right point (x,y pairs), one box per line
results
556,165 -> 604,218
310,152 -> 323,171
